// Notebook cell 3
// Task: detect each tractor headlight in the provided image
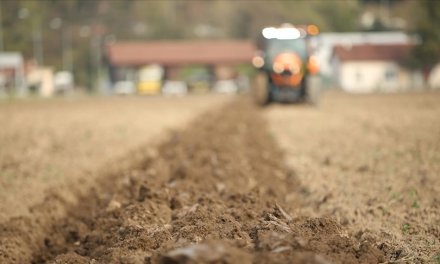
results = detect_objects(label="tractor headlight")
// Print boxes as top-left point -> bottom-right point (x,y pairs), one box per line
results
307,55 -> 320,74
273,62 -> 284,74
252,56 -> 265,68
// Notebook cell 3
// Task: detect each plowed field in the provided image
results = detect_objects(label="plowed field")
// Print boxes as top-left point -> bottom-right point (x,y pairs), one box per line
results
265,92 -> 440,263
0,92 -> 439,264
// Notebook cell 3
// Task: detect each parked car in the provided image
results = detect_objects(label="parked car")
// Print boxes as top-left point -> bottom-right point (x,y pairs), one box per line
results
187,71 -> 213,94
137,64 -> 163,95
54,71 -> 74,94
113,81 -> 135,95
162,81 -> 188,96
213,80 -> 238,94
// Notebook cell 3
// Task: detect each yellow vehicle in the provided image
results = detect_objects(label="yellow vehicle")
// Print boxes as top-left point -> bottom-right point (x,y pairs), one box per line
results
137,64 -> 164,95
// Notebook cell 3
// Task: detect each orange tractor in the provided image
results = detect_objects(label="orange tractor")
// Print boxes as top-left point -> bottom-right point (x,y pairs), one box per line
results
252,23 -> 321,105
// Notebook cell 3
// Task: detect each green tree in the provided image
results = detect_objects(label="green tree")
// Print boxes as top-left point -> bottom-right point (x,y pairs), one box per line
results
412,1 -> 440,72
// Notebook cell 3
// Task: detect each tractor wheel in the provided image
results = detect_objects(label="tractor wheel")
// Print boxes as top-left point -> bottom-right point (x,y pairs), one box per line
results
253,72 -> 270,106
305,75 -> 321,106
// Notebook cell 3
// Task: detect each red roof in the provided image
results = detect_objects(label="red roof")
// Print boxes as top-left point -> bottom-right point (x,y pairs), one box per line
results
106,40 -> 257,66
332,44 -> 414,64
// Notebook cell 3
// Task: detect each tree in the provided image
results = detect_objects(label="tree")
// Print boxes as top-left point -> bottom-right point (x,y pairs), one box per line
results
412,1 -> 440,73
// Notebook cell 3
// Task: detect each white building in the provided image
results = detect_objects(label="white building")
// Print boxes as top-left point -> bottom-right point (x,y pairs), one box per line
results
310,32 -> 417,87
331,44 -> 424,93
427,64 -> 440,89
0,52 -> 27,96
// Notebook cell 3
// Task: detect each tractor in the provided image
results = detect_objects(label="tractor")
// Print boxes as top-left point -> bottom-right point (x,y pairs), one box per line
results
252,23 -> 321,105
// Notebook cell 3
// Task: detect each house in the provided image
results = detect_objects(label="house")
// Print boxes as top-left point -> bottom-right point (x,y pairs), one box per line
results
25,60 -> 55,97
0,52 -> 27,96
311,32 -> 417,87
330,43 -> 424,93
105,40 -> 256,94
427,64 -> 440,89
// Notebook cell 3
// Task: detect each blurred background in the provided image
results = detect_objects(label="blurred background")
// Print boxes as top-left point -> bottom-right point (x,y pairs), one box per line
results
0,0 -> 439,98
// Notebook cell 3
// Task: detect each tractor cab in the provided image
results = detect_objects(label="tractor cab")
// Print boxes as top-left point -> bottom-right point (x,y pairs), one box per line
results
252,23 -> 321,105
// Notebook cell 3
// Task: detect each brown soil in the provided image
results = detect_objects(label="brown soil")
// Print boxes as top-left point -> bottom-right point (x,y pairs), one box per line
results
0,95 -> 229,222
266,91 -> 440,263
2,92 -> 439,264
0,97 -> 385,264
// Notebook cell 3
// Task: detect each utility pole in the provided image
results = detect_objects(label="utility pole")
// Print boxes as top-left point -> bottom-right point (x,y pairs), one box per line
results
93,34 -> 103,93
62,25 -> 73,73
0,2 -> 4,52
0,3 -> 4,97
381,0 -> 390,27
35,1 -> 44,66
33,30 -> 44,66
90,32 -> 101,92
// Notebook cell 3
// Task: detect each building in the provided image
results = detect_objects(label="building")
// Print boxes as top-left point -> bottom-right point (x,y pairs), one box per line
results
0,52 -> 27,96
330,43 -> 424,93
311,32 -> 417,87
427,64 -> 440,89
105,40 -> 256,94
